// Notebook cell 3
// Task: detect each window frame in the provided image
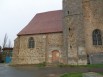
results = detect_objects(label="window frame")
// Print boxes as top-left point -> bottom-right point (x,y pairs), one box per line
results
28,37 -> 35,48
92,29 -> 102,45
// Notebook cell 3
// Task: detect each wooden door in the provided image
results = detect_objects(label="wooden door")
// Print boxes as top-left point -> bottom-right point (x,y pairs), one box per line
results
52,50 -> 60,63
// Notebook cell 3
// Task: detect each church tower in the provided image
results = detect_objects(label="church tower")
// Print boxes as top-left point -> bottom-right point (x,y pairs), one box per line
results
63,0 -> 103,65
83,0 -> 103,56
63,0 -> 87,65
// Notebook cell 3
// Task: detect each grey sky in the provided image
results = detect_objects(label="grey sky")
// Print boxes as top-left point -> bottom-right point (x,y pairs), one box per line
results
0,0 -> 62,47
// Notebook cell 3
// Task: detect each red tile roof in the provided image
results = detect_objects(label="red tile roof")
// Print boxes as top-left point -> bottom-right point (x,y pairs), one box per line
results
18,10 -> 63,36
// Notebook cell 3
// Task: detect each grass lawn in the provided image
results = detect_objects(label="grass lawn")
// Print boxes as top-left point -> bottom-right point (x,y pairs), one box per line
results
58,64 -> 103,68
86,64 -> 103,68
60,73 -> 82,77
60,72 -> 103,77
60,64 -> 103,77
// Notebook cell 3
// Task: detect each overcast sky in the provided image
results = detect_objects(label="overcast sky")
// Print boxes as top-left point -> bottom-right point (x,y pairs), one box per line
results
0,0 -> 62,47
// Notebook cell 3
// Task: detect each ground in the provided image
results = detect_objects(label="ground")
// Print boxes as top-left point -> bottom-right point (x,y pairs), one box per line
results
0,64 -> 103,77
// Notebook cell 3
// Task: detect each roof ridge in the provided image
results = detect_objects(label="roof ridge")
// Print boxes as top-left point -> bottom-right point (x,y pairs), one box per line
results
37,10 -> 62,15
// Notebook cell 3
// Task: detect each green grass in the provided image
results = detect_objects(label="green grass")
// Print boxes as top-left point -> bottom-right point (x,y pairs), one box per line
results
35,62 -> 46,67
60,72 -> 103,77
58,64 -> 103,68
86,64 -> 103,68
99,73 -> 103,75
10,62 -> 46,67
60,73 -> 82,77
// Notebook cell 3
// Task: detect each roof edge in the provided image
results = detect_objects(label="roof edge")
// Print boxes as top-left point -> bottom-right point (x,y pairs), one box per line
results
17,31 -> 63,36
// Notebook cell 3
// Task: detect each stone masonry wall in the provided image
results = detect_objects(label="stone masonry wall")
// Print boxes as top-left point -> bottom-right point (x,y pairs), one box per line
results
63,0 -> 87,65
46,33 -> 63,63
12,37 -> 20,64
83,0 -> 103,54
12,33 -> 63,64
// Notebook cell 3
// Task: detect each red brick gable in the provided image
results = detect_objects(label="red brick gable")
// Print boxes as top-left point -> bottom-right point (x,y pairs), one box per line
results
18,10 -> 63,36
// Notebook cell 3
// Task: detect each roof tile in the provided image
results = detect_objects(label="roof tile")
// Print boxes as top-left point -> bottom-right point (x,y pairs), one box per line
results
18,10 -> 63,35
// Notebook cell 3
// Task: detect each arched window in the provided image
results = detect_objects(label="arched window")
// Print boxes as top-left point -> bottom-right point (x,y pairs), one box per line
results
93,29 -> 102,45
28,37 -> 35,48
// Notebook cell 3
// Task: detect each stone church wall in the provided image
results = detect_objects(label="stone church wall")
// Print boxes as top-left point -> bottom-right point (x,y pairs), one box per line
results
62,0 -> 103,65
12,37 -> 20,64
12,33 -> 63,64
63,0 -> 87,65
83,0 -> 103,54
46,33 -> 63,63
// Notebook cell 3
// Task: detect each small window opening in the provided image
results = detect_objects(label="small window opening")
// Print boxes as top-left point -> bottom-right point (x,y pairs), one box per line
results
92,29 -> 102,45
68,11 -> 69,14
70,45 -> 72,49
69,28 -> 71,31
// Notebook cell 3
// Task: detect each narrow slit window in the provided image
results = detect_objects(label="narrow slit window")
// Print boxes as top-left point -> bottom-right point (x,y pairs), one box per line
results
68,11 -> 69,14
69,28 -> 71,31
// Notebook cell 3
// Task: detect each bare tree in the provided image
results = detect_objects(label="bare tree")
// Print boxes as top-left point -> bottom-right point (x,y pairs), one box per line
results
0,46 -> 2,52
8,39 -> 11,48
2,33 -> 8,48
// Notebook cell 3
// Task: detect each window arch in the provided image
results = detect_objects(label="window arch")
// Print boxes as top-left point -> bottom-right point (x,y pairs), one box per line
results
92,29 -> 102,45
28,37 -> 35,48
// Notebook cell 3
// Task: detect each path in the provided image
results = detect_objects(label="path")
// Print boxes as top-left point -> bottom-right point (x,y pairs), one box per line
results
0,64 -> 103,77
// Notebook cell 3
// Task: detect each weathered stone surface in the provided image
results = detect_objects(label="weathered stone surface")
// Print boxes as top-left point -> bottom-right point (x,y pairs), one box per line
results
83,72 -> 103,77
89,53 -> 103,64
83,0 -> 103,54
12,33 -> 63,64
63,0 -> 103,65
63,0 -> 87,65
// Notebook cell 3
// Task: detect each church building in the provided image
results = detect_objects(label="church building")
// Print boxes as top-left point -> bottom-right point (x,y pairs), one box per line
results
12,0 -> 103,65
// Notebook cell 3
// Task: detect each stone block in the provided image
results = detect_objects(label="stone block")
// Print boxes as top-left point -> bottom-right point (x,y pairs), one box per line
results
89,53 -> 103,64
